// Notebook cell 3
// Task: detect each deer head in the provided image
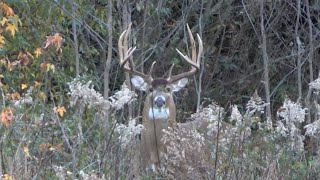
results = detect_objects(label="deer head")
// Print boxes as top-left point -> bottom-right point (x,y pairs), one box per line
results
118,23 -> 203,172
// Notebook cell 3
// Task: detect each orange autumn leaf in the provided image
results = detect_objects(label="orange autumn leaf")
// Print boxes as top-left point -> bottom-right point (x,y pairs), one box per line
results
56,143 -> 63,153
34,81 -> 41,87
1,107 -> 14,128
18,51 -> 30,66
1,3 -> 15,16
8,91 -> 20,100
53,106 -> 66,117
39,61 -> 48,72
44,33 -> 62,51
39,143 -> 48,153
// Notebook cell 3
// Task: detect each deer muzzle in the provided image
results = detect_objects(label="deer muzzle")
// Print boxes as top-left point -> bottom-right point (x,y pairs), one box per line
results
154,96 -> 165,108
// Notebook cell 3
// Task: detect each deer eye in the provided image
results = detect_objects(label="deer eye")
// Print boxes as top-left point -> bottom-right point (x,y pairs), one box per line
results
166,87 -> 171,92
149,88 -> 153,92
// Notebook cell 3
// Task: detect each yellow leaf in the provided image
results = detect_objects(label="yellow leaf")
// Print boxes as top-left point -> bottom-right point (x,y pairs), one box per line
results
46,63 -> 55,72
49,145 -> 55,151
23,146 -> 31,157
0,59 -> 6,65
26,51 -> 34,59
5,23 -> 18,37
53,106 -> 66,117
38,92 -> 46,101
21,83 -> 27,90
0,35 -> 5,47
0,17 -> 7,26
34,48 -> 42,58
2,174 -> 14,180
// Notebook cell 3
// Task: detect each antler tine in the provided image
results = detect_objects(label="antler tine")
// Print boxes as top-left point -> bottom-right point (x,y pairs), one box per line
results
148,61 -> 156,76
196,33 -> 203,68
118,23 -> 152,80
168,24 -> 203,83
167,64 -> 175,79
118,23 -> 135,69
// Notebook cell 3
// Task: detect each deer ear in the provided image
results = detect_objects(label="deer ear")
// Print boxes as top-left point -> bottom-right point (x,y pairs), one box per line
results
172,78 -> 188,92
131,75 -> 148,91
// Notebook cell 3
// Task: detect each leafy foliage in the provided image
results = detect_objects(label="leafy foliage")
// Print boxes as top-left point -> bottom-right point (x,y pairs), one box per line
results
0,0 -> 320,179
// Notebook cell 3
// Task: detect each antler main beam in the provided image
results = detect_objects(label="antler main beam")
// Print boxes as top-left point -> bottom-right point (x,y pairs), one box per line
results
118,23 -> 153,82
167,24 -> 203,83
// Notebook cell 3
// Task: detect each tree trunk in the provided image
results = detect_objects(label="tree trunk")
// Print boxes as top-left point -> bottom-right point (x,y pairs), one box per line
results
103,0 -> 113,130
72,1 -> 80,76
259,0 -> 272,127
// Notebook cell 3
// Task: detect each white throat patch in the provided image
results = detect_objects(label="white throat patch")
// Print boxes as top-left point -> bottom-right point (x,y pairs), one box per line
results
148,107 -> 169,120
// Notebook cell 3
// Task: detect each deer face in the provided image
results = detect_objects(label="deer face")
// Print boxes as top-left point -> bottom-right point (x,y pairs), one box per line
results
131,76 -> 188,119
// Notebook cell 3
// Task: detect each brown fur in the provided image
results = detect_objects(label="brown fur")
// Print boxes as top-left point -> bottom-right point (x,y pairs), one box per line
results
140,85 -> 177,171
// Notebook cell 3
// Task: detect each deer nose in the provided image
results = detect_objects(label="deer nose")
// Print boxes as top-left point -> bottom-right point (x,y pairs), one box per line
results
154,97 -> 165,108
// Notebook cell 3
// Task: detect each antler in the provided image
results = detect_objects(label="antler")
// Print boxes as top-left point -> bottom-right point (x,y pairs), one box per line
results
118,23 -> 154,82
167,24 -> 203,83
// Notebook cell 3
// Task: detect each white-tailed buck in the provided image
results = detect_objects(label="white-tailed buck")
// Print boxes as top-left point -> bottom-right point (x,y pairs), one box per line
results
118,23 -> 203,172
